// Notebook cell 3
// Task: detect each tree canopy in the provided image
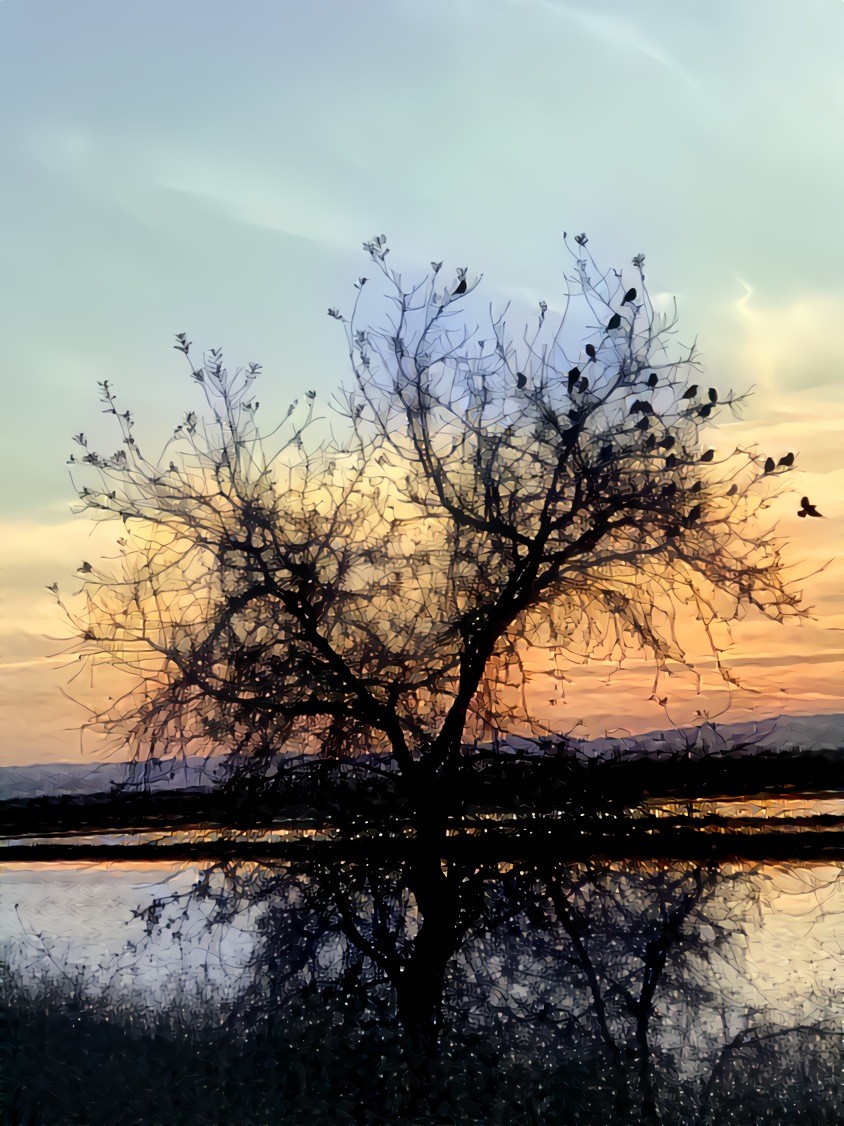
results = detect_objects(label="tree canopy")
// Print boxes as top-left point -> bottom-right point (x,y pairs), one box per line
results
63,235 -> 803,818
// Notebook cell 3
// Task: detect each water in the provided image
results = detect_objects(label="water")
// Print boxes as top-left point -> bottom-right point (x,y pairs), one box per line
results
1,808 -> 842,1122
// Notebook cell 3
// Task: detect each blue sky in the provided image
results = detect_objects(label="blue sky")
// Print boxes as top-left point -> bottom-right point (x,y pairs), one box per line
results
2,0 -> 844,761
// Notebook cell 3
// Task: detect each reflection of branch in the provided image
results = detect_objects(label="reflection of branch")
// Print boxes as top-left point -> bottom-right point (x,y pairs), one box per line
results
698,1024 -> 840,1124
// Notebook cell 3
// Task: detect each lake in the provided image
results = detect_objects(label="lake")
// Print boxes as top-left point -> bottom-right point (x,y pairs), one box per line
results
1,804 -> 842,1122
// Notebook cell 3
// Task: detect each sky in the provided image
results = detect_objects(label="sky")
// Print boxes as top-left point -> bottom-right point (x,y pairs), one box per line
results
1,0 -> 843,765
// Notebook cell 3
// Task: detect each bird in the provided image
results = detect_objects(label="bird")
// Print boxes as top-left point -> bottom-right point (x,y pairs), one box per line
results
661,483 -> 678,498
798,497 -> 823,518
727,484 -> 738,496
763,457 -> 776,474
585,344 -> 596,360
647,372 -> 658,388
698,403 -> 714,419
664,454 -> 678,469
567,367 -> 581,395
78,561 -> 93,574
708,388 -> 718,403
685,504 -> 703,526
778,452 -> 795,467
453,277 -> 467,296
659,436 -> 676,451
629,400 -> 650,414
700,449 -> 715,462
578,376 -> 589,393
516,372 -> 527,389
636,416 -> 650,430
682,385 -> 698,400
607,313 -> 622,331
621,287 -> 637,305
46,582 -> 59,595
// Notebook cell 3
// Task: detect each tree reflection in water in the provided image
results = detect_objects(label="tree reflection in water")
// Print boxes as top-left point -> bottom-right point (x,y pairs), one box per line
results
142,844 -> 841,1123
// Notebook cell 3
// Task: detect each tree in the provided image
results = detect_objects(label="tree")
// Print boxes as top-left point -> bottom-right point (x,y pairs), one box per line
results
63,234 -> 802,831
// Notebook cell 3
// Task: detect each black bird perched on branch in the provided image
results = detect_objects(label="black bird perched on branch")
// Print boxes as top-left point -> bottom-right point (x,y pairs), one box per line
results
700,449 -> 715,462
516,372 -> 527,389
585,344 -> 596,360
682,385 -> 698,399
606,312 -> 622,331
778,452 -> 794,467
567,367 -> 580,395
708,387 -> 718,403
647,372 -> 658,388
798,497 -> 823,518
621,287 -> 637,305
763,457 -> 776,474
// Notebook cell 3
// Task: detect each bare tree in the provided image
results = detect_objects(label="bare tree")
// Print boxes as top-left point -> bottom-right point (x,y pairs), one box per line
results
61,234 -> 803,832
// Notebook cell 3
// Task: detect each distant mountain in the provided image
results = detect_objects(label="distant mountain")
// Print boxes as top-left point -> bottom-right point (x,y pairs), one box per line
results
0,756 -> 229,802
2,713 -> 842,800
566,713 -> 844,763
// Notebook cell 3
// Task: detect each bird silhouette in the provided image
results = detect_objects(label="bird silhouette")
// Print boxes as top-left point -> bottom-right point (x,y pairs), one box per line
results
659,436 -> 676,451
567,367 -> 580,395
78,561 -> 93,574
685,504 -> 703,526
698,403 -> 714,419
621,287 -> 637,305
798,497 -> 823,518
585,344 -> 596,360
636,415 -> 650,430
727,483 -> 738,496
763,457 -> 775,474
700,449 -> 715,462
453,277 -> 467,296
681,385 -> 698,400
606,313 -> 622,331
578,377 -> 589,393
778,452 -> 794,467
647,372 -> 658,388
708,387 -> 718,403
516,372 -> 527,389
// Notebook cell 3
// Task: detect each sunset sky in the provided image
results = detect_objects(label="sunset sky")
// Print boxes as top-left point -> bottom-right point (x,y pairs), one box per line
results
1,0 -> 843,765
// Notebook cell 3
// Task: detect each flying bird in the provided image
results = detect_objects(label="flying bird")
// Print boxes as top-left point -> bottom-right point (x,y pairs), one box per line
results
798,497 -> 823,518
778,452 -> 794,467
763,457 -> 776,474
516,372 -> 527,389
681,385 -> 698,400
621,287 -> 637,305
